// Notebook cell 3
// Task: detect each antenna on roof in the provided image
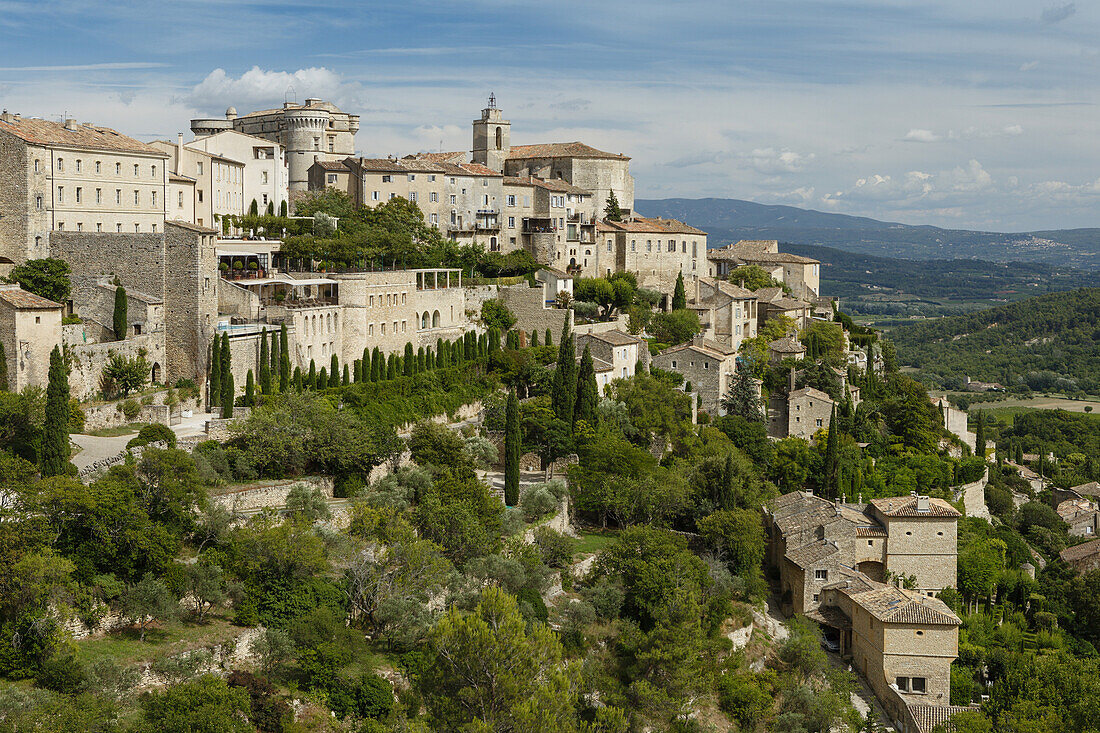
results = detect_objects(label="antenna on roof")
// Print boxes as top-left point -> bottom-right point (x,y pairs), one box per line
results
284,86 -> 297,105
487,92 -> 497,109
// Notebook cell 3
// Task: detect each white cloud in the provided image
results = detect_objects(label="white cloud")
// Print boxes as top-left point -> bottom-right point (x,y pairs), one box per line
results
1019,61 -> 1039,72
904,128 -> 941,143
747,147 -> 814,174
187,67 -> 365,111
944,159 -> 993,192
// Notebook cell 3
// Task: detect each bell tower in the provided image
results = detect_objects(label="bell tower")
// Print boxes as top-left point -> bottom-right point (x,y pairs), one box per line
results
472,93 -> 510,172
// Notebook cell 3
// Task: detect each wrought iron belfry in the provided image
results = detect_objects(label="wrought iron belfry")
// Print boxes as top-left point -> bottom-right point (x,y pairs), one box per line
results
487,92 -> 496,109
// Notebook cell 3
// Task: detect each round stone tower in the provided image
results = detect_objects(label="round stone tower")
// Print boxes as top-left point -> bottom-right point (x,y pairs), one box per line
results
283,106 -> 332,192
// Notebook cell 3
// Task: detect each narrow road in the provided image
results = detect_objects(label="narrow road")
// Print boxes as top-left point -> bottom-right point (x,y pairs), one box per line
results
70,433 -> 134,474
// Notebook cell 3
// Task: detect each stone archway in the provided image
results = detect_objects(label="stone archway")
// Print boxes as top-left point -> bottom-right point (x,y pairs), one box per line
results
151,362 -> 161,385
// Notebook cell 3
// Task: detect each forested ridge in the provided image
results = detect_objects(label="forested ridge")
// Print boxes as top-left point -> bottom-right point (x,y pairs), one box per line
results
890,287 -> 1100,395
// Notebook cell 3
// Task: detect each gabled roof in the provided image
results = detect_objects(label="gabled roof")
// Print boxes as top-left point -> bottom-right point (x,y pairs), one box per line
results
785,540 -> 839,568
847,585 -> 960,625
168,172 -> 196,183
658,337 -> 737,360
314,160 -> 350,172
769,297 -> 811,311
0,285 -> 61,310
578,329 -> 641,347
1060,538 -> 1100,564
505,175 -> 588,194
508,141 -> 629,161
601,218 -> 669,234
405,151 -> 467,164
1072,481 -> 1100,497
648,217 -> 707,235
0,115 -> 168,156
753,287 -> 784,303
909,705 -> 972,733
789,386 -> 834,404
166,220 -> 219,234
869,495 -> 961,518
743,252 -> 820,265
769,335 -> 806,353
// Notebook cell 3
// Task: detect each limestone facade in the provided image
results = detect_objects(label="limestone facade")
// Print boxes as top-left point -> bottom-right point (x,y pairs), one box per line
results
651,336 -> 738,415
769,386 -> 834,440
150,139 -> 244,228
0,112 -> 169,264
575,330 -> 646,389
687,276 -> 758,352
185,130 -> 288,216
708,239 -> 821,302
191,100 -> 359,194
0,284 -> 62,391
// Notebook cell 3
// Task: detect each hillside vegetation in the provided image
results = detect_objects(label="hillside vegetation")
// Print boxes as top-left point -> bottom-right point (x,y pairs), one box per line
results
891,288 -> 1100,395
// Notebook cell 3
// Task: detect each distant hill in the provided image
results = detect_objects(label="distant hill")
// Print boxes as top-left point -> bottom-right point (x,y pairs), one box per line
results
889,288 -> 1100,395
776,243 -> 1100,317
635,198 -> 1100,269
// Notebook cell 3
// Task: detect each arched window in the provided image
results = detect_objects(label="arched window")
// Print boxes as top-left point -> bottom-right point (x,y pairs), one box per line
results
432,310 -> 441,328
421,313 -> 430,329
495,127 -> 502,150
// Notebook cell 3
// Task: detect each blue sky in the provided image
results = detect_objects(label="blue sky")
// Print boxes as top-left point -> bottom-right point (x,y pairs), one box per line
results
1,0 -> 1097,231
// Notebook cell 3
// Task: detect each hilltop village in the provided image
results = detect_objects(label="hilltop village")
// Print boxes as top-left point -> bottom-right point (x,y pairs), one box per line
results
0,96 -> 1083,733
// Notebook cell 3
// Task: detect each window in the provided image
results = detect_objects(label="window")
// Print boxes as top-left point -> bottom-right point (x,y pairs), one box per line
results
178,191 -> 183,207
134,224 -> 140,233
429,191 -> 438,202
96,223 -> 102,232
430,213 -> 438,224
34,159 -> 39,173
75,187 -> 82,203
57,186 -> 63,203
197,190 -> 203,203
912,678 -> 926,694
483,194 -> 489,206
409,191 -> 418,202
408,174 -> 416,182
813,593 -> 820,602
449,177 -> 456,184
381,175 -> 392,183
76,223 -> 83,232
671,360 -> 677,368
116,162 -> 121,174
151,191 -> 157,206
197,161 -> 203,176
152,224 -> 157,233
116,223 -> 122,232
631,240 -> 636,252
816,418 -> 823,427
327,174 -> 337,184
134,190 -> 140,205
449,195 -> 456,205
57,222 -> 64,231
95,161 -> 101,173
506,195 -> 516,206
814,569 -> 828,580
35,195 -> 42,210
646,241 -> 652,252
75,159 -> 82,172
57,158 -> 64,171
151,165 -> 157,178
372,191 -> 379,201
508,216 -> 515,228
95,188 -> 101,204
133,164 -> 139,177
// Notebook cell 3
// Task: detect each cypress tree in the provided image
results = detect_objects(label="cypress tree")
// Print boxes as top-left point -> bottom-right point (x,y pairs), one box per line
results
672,271 -> 686,310
41,345 -> 70,477
387,354 -> 397,380
530,330 -> 539,347
404,343 -> 415,376
354,359 -> 362,383
330,354 -> 340,388
209,338 -> 221,407
269,329 -> 280,389
245,370 -> 255,407
371,347 -> 382,381
293,366 -> 302,391
222,372 -> 234,419
574,345 -> 599,428
417,346 -> 426,372
342,364 -> 349,386
259,329 -> 271,395
551,322 -> 577,426
504,390 -> 521,506
362,347 -> 370,379
824,405 -> 838,498
220,333 -> 231,411
112,285 -> 128,341
0,340 -> 8,391
308,359 -> 317,389
439,341 -> 449,368
975,410 -> 986,459
426,348 -> 435,370
466,332 -> 476,361
545,328 -> 552,347
279,324 -> 290,391
318,366 -> 328,390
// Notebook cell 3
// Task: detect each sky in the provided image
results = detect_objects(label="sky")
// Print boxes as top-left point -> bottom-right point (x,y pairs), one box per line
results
0,0 -> 1097,231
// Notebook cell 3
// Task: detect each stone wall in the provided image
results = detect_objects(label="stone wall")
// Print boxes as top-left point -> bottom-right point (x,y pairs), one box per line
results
67,332 -> 167,401
573,315 -> 629,336
0,296 -> 62,391
80,393 -> 201,432
210,476 -> 334,514
164,223 -> 218,386
217,279 -> 260,320
0,130 -> 32,264
499,283 -> 572,339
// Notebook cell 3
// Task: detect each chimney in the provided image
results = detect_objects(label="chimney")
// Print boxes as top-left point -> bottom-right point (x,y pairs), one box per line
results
177,133 -> 184,174
789,366 -> 796,392
63,118 -> 77,130
0,110 -> 11,122
916,495 -> 930,513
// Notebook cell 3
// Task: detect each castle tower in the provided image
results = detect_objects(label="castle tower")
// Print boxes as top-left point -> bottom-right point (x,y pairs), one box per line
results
472,94 -> 510,172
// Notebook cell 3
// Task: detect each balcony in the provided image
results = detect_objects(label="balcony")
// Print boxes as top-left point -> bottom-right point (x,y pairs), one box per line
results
522,217 -> 555,234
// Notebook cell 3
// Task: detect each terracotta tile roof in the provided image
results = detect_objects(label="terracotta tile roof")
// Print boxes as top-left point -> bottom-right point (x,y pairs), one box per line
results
314,160 -> 349,171
732,240 -> 780,257
1060,538 -> 1100,564
602,218 -> 669,234
0,285 -> 60,309
1072,481 -> 1100,497
649,218 -> 707,235
579,329 -> 641,347
455,162 -> 503,177
855,525 -> 889,537
706,248 -> 741,261
405,151 -> 466,164
508,141 -> 629,160
769,297 -> 811,311
848,585 -> 961,625
536,266 -> 571,279
789,386 -> 834,404
657,337 -> 736,360
785,540 -> 839,568
0,115 -> 168,156
168,172 -> 196,183
909,705 -> 972,733
503,176 -> 537,188
769,335 -> 806,353
353,158 -> 422,173
807,604 -> 852,629
870,495 -> 961,518
742,252 -> 820,265
505,176 -> 582,192
714,280 -> 756,299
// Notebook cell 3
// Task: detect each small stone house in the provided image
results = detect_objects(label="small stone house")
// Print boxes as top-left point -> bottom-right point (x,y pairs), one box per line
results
769,334 -> 805,364
0,284 -> 62,391
574,330 -> 646,386
651,336 -> 738,415
769,385 -> 833,440
535,267 -> 573,303
1060,538 -> 1100,574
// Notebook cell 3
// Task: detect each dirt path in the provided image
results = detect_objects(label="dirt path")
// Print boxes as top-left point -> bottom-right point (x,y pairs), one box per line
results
70,433 -> 134,473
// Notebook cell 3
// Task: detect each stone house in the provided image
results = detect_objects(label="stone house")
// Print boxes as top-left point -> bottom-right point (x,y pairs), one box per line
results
599,216 -> 707,291
185,129 -> 288,217
535,268 -> 573,303
651,336 -> 738,415
769,385 -> 833,440
686,277 -> 758,352
191,99 -> 359,194
575,330 -> 646,388
167,173 -> 197,225
706,239 -> 821,302
1060,539 -> 1100,574
0,111 -> 170,264
769,334 -> 806,364
766,490 -> 960,617
1057,498 -> 1100,538
150,138 -> 245,228
0,284 -> 62,390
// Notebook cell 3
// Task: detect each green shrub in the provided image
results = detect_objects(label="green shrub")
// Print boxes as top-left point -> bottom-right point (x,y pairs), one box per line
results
120,399 -> 140,419
126,423 -> 177,450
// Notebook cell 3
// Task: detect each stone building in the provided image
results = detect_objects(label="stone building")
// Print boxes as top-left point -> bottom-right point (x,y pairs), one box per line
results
0,284 -> 62,391
685,277 -> 758,352
707,239 -> 820,302
769,334 -> 806,364
597,216 -> 708,291
933,397 -> 976,453
575,330 -> 646,388
167,173 -> 197,225
185,130 -> 288,216
766,490 -> 961,617
0,111 -> 170,264
150,138 -> 245,228
818,577 -> 964,731
1060,538 -> 1100,574
1057,497 -> 1100,537
191,100 -> 359,195
651,336 -> 738,415
769,385 -> 833,440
